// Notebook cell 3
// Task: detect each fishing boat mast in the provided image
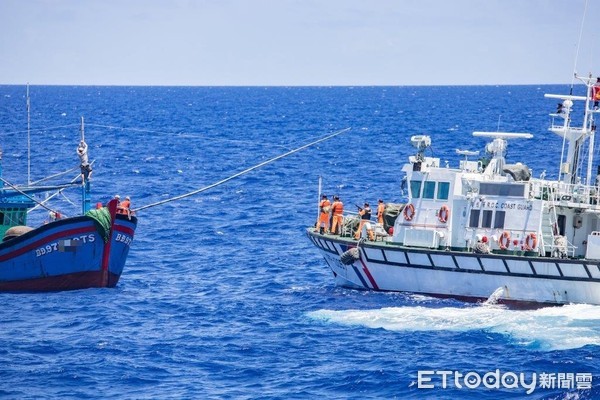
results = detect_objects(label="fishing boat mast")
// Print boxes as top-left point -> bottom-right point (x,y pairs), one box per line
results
26,83 -> 31,185
77,116 -> 92,214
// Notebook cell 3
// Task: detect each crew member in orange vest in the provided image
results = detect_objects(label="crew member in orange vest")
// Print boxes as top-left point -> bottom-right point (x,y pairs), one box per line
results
117,196 -> 131,216
317,194 -> 331,234
354,202 -> 374,240
593,77 -> 600,109
330,196 -> 344,235
377,199 -> 385,225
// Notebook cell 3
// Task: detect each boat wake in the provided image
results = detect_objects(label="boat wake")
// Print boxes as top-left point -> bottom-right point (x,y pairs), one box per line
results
307,303 -> 600,351
483,286 -> 506,305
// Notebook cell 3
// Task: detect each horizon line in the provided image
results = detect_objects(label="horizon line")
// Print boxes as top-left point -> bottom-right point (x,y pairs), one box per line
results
0,82 -> 580,88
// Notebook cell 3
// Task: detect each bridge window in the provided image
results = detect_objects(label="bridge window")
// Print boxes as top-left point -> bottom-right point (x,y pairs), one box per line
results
469,209 -> 480,227
410,180 -> 422,199
482,210 -> 493,228
2,209 -> 26,226
437,182 -> 450,200
422,182 -> 436,199
479,183 -> 525,197
493,211 -> 506,229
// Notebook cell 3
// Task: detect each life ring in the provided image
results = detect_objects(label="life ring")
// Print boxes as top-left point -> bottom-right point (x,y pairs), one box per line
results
524,233 -> 538,251
438,205 -> 450,223
403,204 -> 415,221
499,231 -> 511,250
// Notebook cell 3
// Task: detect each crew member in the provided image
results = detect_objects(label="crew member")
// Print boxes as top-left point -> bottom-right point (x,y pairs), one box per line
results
117,196 -> 131,216
473,236 -> 491,254
377,199 -> 385,225
354,202 -> 374,240
330,196 -> 344,235
77,140 -> 92,180
48,210 -> 62,222
317,195 -> 331,234
593,77 -> 600,109
111,194 -> 121,208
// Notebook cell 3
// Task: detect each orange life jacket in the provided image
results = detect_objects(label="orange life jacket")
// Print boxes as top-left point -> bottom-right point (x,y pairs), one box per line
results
331,200 -> 344,215
117,200 -> 131,215
320,199 -> 331,214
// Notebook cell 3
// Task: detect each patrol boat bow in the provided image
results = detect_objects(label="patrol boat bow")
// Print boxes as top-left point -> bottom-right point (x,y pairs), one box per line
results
307,75 -> 600,306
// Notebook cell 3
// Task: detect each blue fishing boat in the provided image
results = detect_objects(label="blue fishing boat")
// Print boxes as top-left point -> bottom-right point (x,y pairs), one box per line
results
0,115 -> 137,291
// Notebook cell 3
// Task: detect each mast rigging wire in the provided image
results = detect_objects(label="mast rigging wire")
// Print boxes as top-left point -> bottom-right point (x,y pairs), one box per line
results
2,124 -> 80,136
86,123 -> 293,150
133,127 -> 352,212
27,83 -> 31,185
30,164 -> 84,186
28,171 -> 84,214
0,177 -> 65,214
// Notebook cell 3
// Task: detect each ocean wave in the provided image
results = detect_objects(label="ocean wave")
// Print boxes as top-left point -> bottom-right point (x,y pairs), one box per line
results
308,303 -> 600,351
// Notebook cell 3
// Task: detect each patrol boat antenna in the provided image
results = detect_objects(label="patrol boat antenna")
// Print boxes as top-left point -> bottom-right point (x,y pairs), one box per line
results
545,74 -> 597,185
455,149 -> 479,161
472,131 -> 532,176
410,135 -> 431,162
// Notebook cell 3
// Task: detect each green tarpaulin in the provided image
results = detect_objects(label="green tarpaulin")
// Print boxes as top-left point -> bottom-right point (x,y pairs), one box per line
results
85,207 -> 112,242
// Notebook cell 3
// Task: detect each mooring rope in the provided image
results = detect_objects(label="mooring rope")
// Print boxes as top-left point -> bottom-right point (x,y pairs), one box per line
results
133,127 -> 351,212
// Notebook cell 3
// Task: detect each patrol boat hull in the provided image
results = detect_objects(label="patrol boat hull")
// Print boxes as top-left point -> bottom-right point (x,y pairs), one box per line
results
308,231 -> 600,306
0,212 -> 136,292
307,75 -> 600,306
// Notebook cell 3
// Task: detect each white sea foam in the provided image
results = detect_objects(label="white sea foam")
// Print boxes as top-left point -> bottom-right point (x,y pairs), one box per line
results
308,304 -> 600,351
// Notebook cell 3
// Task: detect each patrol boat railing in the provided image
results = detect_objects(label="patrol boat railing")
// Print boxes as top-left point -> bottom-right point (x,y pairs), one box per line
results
529,179 -> 600,208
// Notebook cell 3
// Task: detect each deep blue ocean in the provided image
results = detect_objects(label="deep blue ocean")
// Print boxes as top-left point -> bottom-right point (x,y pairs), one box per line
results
0,84 -> 599,399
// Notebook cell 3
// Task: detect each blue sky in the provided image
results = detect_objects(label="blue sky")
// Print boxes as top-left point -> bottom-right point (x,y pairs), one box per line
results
1,0 -> 599,86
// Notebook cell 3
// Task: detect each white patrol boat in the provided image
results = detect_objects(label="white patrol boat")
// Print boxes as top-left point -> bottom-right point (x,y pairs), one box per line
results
307,75 -> 600,306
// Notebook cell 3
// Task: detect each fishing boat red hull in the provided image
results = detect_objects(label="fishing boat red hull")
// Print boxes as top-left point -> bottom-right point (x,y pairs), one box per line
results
0,271 -> 121,291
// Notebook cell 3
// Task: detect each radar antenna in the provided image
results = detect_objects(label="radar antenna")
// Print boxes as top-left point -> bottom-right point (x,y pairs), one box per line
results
410,135 -> 431,162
